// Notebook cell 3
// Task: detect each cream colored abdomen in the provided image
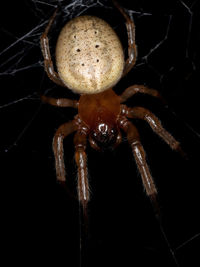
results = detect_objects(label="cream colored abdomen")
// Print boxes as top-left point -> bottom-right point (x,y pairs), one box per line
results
56,15 -> 124,94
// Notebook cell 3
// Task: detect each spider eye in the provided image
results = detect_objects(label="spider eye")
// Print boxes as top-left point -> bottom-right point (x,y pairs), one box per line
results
92,123 -> 117,149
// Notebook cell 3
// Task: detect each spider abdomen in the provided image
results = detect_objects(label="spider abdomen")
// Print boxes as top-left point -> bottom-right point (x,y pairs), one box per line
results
56,15 -> 124,94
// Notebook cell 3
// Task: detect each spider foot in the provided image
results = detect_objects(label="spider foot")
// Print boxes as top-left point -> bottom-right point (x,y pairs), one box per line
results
176,145 -> 188,160
149,194 -> 180,266
79,202 -> 90,267
149,193 -> 162,221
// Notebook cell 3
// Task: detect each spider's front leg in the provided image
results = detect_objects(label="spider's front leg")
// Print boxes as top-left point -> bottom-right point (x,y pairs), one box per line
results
74,130 -> 89,217
118,116 -> 160,216
119,115 -> 181,265
53,120 -> 77,182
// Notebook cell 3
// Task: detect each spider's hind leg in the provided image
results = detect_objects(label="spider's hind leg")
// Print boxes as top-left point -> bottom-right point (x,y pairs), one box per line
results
40,9 -> 65,87
113,0 -> 137,76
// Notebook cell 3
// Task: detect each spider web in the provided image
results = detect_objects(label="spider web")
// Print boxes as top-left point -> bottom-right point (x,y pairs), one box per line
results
0,0 -> 200,266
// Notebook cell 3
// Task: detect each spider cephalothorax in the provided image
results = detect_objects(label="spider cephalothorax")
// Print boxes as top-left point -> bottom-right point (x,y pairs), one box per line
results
78,89 -> 121,150
40,0 -> 183,220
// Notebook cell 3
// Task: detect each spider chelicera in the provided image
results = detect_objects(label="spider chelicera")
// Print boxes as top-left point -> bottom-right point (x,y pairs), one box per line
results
40,0 -> 184,218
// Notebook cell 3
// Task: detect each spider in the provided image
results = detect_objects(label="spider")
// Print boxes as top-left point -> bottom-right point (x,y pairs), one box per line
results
40,0 -> 184,218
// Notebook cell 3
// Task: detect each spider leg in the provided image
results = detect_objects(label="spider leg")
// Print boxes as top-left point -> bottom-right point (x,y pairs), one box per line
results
40,94 -> 78,108
119,117 -> 180,266
120,84 -> 166,104
74,129 -> 91,267
74,130 -> 89,218
113,0 -> 137,76
52,120 -> 76,182
40,9 -> 65,87
123,106 -> 186,157
118,117 -> 160,216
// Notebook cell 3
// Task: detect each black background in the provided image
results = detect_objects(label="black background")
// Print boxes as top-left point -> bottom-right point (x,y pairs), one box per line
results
0,0 -> 200,266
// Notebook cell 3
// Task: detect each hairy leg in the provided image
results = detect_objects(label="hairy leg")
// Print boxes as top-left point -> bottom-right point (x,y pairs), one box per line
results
113,0 -> 137,76
40,9 -> 65,87
52,120 -> 76,182
119,117 -> 180,265
41,94 -> 78,108
123,106 -> 185,156
120,84 -> 165,103
118,117 -> 160,215
74,131 -> 89,216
